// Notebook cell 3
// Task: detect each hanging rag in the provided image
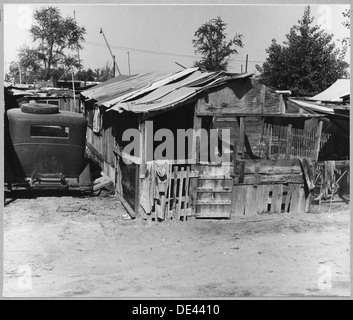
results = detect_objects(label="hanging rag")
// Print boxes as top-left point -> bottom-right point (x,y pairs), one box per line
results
154,160 -> 170,194
93,106 -> 102,133
153,160 -> 171,220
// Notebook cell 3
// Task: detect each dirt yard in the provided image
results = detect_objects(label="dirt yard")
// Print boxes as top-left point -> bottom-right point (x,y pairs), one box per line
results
2,191 -> 350,298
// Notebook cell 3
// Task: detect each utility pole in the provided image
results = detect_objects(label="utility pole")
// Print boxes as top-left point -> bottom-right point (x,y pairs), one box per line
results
100,28 -> 121,76
113,55 -> 116,78
245,54 -> 248,73
73,10 -> 81,72
127,52 -> 131,75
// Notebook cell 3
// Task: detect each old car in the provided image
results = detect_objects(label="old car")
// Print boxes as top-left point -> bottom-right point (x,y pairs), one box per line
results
5,102 -> 92,192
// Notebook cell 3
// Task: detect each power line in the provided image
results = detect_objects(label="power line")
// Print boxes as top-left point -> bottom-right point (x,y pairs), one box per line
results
84,40 -> 266,63
85,41 -> 199,59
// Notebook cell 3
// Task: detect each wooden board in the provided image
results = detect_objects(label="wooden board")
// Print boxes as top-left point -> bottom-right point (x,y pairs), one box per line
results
233,173 -> 303,184
232,185 -> 246,216
284,184 -> 294,213
244,185 -> 258,215
195,204 -> 231,219
234,159 -> 302,174
257,184 -> 270,214
270,184 -> 283,213
196,79 -> 284,116
288,184 -> 301,213
183,167 -> 190,221
177,168 -> 185,219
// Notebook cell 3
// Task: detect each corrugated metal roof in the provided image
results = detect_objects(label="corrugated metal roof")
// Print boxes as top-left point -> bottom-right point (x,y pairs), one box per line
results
125,71 -> 214,105
114,86 -> 202,113
109,72 -> 254,114
100,67 -> 199,108
308,79 -> 350,102
81,67 -> 254,114
289,99 -> 335,114
81,73 -> 168,105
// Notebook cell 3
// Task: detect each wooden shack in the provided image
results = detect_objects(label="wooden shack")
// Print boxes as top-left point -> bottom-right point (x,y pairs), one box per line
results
80,68 -> 347,220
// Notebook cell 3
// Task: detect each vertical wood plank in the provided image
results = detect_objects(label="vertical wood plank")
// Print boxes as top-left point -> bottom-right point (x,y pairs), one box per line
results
239,116 -> 245,159
232,185 -> 246,216
139,116 -> 146,175
257,184 -> 269,214
177,168 -> 185,220
246,185 -> 258,215
298,186 -> 306,213
284,184 -> 293,213
183,167 -> 190,221
314,120 -> 323,161
172,167 -> 178,218
270,185 -> 278,213
286,124 -> 292,159
289,184 -> 301,213
134,163 -> 141,219
272,184 -> 283,213
192,104 -> 203,163
166,164 -> 173,219
189,164 -> 198,216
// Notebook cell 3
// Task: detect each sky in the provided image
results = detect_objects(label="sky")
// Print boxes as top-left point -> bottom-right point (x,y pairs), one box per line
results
3,3 -> 350,76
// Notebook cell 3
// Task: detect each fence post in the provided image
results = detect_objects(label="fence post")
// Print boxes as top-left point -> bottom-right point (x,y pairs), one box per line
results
314,120 -> 323,161
286,124 -> 292,159
239,116 -> 245,159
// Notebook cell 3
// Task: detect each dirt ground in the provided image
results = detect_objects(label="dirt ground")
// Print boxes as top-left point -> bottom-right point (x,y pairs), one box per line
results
2,190 -> 350,298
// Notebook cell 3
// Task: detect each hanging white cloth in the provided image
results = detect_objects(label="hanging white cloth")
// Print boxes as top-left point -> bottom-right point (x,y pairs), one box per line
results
93,106 -> 102,133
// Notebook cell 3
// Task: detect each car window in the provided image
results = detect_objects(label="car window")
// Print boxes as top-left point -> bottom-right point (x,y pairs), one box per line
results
30,125 -> 69,138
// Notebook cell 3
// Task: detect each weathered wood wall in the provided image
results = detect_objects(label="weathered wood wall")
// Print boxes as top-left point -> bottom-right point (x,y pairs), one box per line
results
232,159 -> 307,215
196,78 -> 285,116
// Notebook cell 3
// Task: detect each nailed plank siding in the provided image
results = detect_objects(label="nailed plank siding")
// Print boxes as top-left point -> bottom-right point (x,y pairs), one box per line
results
234,159 -> 302,174
196,79 -> 283,116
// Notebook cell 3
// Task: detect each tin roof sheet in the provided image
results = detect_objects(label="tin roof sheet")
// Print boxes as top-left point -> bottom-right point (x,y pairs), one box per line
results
308,79 -> 350,102
81,67 -> 254,114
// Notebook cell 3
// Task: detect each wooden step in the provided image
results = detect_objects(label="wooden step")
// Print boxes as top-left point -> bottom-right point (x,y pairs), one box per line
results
196,200 -> 231,206
197,188 -> 232,193
195,212 -> 231,219
198,176 -> 233,180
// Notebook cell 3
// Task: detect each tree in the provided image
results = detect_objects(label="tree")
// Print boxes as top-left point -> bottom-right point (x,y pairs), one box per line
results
192,17 -> 244,72
76,68 -> 95,83
341,8 -> 350,48
256,6 -> 349,96
18,6 -> 86,80
93,62 -> 114,82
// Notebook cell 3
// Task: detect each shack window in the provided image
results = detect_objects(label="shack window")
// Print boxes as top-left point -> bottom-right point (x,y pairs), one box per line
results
30,125 -> 69,138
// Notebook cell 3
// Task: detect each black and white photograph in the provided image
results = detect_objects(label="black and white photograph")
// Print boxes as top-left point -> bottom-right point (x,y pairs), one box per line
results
1,1 -> 351,301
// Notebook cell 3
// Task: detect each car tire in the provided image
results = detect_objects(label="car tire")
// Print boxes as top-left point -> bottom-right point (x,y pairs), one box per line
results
21,103 -> 59,114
